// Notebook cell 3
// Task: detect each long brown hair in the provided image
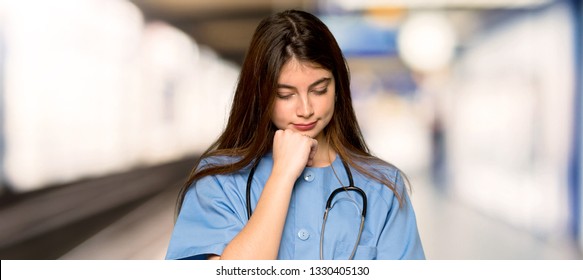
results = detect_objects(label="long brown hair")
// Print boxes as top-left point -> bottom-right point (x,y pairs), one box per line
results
176,9 -> 408,213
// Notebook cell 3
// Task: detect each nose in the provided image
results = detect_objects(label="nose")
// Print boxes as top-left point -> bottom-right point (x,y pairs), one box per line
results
296,94 -> 314,118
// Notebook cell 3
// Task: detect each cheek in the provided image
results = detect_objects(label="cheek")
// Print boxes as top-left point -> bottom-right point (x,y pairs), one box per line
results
271,103 -> 288,127
319,97 -> 335,119
324,88 -> 336,118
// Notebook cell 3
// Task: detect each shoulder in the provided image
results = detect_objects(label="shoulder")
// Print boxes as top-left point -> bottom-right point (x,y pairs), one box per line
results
185,155 -> 244,200
358,157 -> 403,184
198,155 -> 240,168
350,157 -> 408,203
186,155 -> 242,192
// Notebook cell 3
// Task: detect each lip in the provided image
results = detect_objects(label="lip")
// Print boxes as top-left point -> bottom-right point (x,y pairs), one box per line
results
293,121 -> 317,131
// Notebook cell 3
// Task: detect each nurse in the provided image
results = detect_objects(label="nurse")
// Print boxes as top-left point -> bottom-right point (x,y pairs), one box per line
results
165,9 -> 425,260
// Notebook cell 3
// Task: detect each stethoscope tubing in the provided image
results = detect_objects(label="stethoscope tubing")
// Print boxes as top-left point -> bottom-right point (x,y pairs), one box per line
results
245,156 -> 367,259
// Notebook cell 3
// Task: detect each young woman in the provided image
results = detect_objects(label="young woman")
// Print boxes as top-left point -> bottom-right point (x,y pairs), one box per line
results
165,9 -> 425,260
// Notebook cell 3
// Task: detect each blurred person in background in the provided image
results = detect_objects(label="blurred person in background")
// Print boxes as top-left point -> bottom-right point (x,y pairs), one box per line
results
165,9 -> 424,260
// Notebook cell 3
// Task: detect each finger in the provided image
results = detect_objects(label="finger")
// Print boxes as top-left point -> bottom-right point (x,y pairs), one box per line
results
306,139 -> 318,166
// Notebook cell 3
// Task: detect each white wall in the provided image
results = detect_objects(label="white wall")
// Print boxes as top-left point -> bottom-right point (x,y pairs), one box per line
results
445,3 -> 575,238
0,0 -> 239,192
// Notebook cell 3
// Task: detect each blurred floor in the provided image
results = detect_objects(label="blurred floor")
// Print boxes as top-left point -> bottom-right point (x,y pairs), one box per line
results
0,158 -> 195,260
410,174 -> 582,260
52,165 -> 583,260
59,181 -> 181,260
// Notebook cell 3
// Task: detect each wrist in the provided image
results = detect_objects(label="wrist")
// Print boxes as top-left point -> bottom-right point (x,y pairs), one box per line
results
270,164 -> 301,184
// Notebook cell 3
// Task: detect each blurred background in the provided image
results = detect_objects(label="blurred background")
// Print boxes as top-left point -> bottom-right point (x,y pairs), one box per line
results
0,0 -> 581,260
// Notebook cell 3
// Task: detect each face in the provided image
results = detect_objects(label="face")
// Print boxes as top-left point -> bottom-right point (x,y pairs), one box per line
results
271,58 -> 335,142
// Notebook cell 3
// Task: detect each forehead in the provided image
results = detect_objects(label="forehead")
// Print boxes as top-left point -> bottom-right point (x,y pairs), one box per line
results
278,58 -> 332,82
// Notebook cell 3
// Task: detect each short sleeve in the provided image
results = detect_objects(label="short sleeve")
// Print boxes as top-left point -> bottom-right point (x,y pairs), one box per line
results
376,171 -> 425,259
165,173 -> 246,260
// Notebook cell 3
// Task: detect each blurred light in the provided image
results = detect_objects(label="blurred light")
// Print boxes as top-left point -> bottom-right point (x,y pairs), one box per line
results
330,0 -> 553,9
397,12 -> 456,73
322,14 -> 398,57
141,21 -> 200,76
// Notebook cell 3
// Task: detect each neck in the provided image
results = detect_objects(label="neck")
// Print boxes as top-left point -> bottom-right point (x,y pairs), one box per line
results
311,138 -> 336,167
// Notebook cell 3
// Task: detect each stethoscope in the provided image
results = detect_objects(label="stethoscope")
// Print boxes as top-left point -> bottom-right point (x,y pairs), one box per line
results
245,157 -> 367,260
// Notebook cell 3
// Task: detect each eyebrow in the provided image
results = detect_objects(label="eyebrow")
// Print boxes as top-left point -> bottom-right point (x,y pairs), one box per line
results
277,77 -> 332,91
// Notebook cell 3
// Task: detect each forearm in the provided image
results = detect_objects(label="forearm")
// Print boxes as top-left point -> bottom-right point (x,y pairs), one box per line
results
218,173 -> 295,259
215,130 -> 315,260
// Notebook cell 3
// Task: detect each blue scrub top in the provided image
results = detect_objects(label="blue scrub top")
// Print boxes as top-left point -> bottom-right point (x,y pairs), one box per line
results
165,153 -> 425,260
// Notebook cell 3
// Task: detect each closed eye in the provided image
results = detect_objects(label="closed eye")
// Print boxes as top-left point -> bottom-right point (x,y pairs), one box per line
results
277,93 -> 293,99
312,88 -> 328,95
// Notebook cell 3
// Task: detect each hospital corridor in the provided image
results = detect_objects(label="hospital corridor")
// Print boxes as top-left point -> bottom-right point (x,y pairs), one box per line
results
1,0 -> 582,260
1,157 -> 581,260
